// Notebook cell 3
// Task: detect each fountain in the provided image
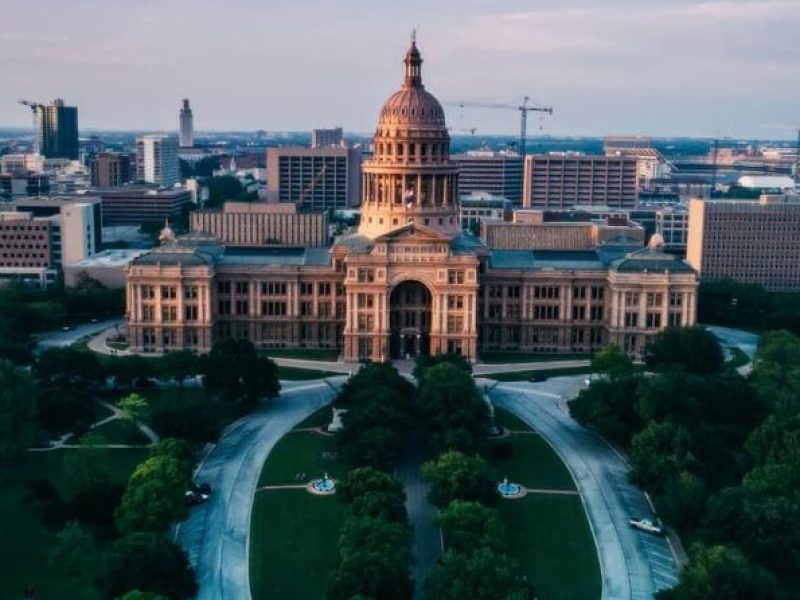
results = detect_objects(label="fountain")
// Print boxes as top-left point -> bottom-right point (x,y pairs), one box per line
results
497,476 -> 522,498
310,472 -> 336,494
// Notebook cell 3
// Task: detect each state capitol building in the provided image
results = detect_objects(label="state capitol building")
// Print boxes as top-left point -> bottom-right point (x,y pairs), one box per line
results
125,41 -> 698,361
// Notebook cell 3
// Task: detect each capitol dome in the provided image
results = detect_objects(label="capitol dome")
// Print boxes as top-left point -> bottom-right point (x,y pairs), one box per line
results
358,38 -> 461,239
378,42 -> 446,128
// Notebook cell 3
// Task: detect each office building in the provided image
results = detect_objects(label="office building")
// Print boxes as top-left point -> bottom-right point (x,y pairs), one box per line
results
452,150 -> 523,204
90,152 -> 133,188
266,146 -> 361,209
191,201 -> 329,247
61,202 -> 100,264
99,187 -> 191,226
35,99 -> 79,160
459,192 -> 511,234
126,40 -> 696,359
1,154 -> 45,174
523,154 -> 638,209
311,127 -> 343,148
687,195 -> 800,292
0,172 -> 50,200
179,99 -> 194,148
136,134 -> 180,187
482,209 -> 644,250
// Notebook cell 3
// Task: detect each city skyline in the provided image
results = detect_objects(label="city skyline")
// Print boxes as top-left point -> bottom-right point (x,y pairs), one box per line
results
1,0 -> 798,139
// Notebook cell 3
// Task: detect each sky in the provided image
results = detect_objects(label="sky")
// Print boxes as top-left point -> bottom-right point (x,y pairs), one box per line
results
1,0 -> 798,138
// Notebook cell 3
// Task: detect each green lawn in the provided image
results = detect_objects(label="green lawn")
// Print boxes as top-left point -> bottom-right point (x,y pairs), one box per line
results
0,448 -> 147,600
257,431 -> 342,487
250,490 -> 344,599
277,366 -> 341,380
294,407 -> 333,430
485,435 -> 576,491
259,347 -> 340,361
483,408 -> 600,600
479,351 -> 588,364
91,418 -> 151,446
497,496 -> 601,600
250,409 -> 348,598
483,366 -> 592,382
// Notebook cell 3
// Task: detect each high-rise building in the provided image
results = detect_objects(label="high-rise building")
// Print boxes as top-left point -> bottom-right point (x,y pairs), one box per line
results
266,146 -> 361,209
687,195 -> 800,292
452,150 -> 523,204
311,127 -> 343,148
523,154 -> 639,209
36,99 -> 79,160
179,99 -> 194,148
136,135 -> 180,187
90,152 -> 133,188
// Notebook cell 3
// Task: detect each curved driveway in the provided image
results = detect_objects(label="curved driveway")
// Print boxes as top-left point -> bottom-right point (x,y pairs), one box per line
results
489,378 -> 678,600
176,378 -> 345,600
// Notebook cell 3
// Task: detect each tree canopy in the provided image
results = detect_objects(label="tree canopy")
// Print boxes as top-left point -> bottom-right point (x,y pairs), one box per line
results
201,338 -> 280,406
646,326 -> 724,375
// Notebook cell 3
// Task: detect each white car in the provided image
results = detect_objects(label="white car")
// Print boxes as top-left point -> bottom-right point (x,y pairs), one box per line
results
629,517 -> 664,535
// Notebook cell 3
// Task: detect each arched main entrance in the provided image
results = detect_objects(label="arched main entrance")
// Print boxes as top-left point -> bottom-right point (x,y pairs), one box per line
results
389,280 -> 432,359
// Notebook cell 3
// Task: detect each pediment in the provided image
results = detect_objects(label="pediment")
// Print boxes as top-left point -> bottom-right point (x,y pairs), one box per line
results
372,222 -> 452,244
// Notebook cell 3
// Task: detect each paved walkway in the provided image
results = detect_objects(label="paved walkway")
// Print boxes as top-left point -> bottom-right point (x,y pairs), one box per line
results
490,379 -> 679,599
175,377 -> 345,600
396,439 -> 441,600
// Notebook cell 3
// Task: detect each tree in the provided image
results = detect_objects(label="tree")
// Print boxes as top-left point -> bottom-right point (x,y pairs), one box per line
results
646,326 -> 724,375
436,500 -> 506,554
33,347 -> 104,389
629,421 -> 692,493
206,175 -> 256,208
36,387 -> 94,435
591,344 -> 634,379
105,532 -> 197,600
160,350 -> 198,388
107,355 -> 156,390
0,359 -> 36,463
117,591 -> 168,600
426,547 -> 531,600
743,412 -> 800,498
48,520 -> 96,575
697,279 -> 772,329
338,468 -> 408,523
115,452 -> 193,534
702,486 -> 800,578
422,450 -> 498,509
201,338 -> 280,406
118,393 -> 149,421
749,330 -> 800,412
568,375 -> 643,449
654,470 -> 708,533
413,352 -> 472,379
62,433 -> 110,496
416,363 -> 489,454
327,516 -> 413,600
658,544 -> 780,600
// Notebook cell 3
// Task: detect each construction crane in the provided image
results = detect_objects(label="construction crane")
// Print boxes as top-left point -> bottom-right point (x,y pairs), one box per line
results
444,96 -> 553,157
18,99 -> 41,125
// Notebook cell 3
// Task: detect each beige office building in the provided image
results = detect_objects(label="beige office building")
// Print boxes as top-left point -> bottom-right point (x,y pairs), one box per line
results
191,202 -> 329,247
266,146 -> 361,210
523,154 -> 638,209
687,195 -> 800,292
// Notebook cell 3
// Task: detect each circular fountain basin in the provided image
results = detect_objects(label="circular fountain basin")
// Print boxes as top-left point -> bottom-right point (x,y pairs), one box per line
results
498,481 -> 522,498
309,478 -> 336,495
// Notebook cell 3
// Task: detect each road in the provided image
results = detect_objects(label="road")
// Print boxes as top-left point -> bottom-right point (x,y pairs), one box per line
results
175,377 -> 345,600
489,377 -> 679,600
35,318 -> 123,349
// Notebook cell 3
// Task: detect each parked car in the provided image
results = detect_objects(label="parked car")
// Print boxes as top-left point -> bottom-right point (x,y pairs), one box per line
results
629,517 -> 664,535
185,487 -> 210,506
